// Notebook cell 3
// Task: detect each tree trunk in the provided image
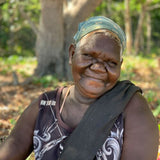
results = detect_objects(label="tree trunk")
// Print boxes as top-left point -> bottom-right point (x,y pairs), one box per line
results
35,0 -> 64,77
124,0 -> 132,55
146,11 -> 151,54
140,32 -> 145,51
134,5 -> 145,55
107,0 -> 112,17
134,0 -> 152,55
35,0 -> 103,79
63,0 -> 103,79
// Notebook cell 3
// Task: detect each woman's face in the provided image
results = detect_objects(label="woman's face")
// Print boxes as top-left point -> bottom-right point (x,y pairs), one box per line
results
69,31 -> 122,99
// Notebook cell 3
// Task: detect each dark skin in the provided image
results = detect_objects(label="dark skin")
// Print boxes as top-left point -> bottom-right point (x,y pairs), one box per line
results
61,31 -> 122,128
0,31 -> 159,160
121,92 -> 159,160
70,32 -> 122,99
0,99 -> 39,160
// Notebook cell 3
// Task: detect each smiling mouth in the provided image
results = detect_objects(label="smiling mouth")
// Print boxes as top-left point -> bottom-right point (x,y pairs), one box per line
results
83,72 -> 107,81
84,69 -> 107,81
83,74 -> 107,82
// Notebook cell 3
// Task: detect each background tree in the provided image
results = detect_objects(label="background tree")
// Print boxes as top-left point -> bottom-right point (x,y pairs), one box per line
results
146,11 -> 151,54
124,0 -> 132,55
134,0 -> 152,55
35,0 -> 103,79
35,0 -> 64,78
0,0 -> 40,57
1,0 -> 160,80
133,0 -> 160,55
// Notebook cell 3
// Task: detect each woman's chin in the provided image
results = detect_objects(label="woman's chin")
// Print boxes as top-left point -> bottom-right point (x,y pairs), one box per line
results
78,82 -> 107,99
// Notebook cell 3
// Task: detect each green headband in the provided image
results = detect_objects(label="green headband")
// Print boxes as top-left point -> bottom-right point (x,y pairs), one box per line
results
74,16 -> 126,52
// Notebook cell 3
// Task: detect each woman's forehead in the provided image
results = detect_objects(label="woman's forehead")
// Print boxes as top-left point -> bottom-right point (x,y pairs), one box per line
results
76,34 -> 121,59
78,30 -> 120,48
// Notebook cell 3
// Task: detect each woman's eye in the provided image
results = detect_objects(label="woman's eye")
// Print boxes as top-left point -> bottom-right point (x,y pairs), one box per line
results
82,53 -> 92,59
108,61 -> 117,67
83,53 -> 91,57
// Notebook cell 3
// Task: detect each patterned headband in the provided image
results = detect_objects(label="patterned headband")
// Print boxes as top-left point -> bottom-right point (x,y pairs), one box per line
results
74,16 -> 126,52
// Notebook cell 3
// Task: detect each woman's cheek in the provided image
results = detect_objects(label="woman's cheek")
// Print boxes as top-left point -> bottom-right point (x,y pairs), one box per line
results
109,71 -> 120,83
73,59 -> 92,70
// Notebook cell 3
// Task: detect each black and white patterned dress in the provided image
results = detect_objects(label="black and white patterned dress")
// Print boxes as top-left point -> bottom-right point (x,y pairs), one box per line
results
33,88 -> 124,160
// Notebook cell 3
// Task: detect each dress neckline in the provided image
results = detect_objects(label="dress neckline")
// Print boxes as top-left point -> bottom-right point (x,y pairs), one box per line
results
55,87 -> 74,133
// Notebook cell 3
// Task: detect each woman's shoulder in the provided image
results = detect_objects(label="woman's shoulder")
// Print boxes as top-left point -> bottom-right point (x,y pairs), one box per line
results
122,92 -> 159,159
123,91 -> 157,127
124,92 -> 152,117
38,87 -> 64,107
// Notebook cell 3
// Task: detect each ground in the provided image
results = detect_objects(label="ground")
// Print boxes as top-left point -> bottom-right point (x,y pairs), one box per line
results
0,55 -> 160,159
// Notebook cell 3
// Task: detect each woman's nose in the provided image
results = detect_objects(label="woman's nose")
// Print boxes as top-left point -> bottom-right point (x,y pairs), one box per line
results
90,62 -> 106,73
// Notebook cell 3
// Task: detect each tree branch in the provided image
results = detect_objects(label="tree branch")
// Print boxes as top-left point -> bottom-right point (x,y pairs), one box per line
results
64,0 -> 103,30
0,0 -> 5,4
147,4 -> 160,11
18,5 -> 39,36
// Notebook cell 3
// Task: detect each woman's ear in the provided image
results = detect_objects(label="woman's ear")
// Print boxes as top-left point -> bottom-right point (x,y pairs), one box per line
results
69,44 -> 76,65
120,58 -> 123,66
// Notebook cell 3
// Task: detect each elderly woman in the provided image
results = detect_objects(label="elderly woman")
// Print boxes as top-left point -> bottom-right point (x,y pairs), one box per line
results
0,16 -> 159,160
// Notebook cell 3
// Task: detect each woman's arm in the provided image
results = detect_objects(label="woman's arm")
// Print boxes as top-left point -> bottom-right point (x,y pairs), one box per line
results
0,98 -> 39,160
121,92 -> 159,160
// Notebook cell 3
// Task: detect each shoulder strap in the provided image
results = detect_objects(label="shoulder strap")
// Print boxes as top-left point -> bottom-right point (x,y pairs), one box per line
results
60,86 -> 72,114
59,80 -> 142,160
39,88 -> 62,108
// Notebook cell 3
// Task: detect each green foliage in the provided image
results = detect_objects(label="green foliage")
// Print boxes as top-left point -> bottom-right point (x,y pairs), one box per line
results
130,0 -> 141,13
152,0 -> 160,4
145,90 -> 156,103
33,75 -> 59,88
120,54 -> 158,78
0,0 -> 40,57
0,55 -> 36,65
93,0 -> 160,56
158,124 -> 160,131
1,0 -> 160,58
152,100 -> 160,117
93,1 -> 107,16
9,118 -> 17,126
14,27 -> 36,49
0,55 -> 37,77
151,10 -> 160,50
92,0 -> 125,28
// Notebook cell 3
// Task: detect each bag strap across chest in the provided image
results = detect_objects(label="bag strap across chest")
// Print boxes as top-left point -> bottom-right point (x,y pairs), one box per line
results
59,80 -> 142,160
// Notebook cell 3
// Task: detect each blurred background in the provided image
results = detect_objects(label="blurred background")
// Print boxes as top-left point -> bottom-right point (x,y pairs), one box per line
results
0,0 -> 160,159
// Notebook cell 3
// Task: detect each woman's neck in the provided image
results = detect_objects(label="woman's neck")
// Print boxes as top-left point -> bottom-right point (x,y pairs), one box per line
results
71,85 -> 96,106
